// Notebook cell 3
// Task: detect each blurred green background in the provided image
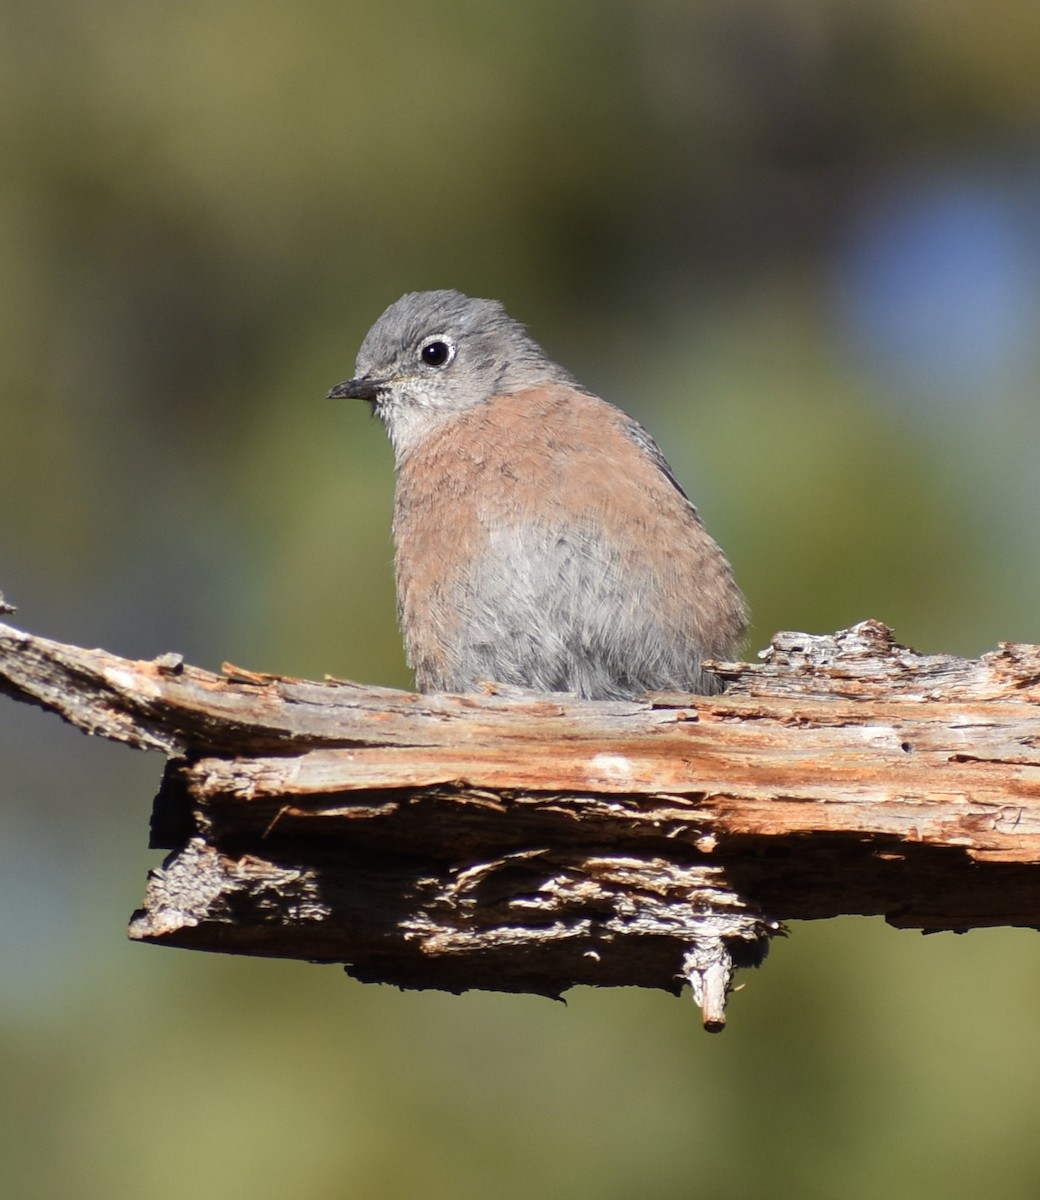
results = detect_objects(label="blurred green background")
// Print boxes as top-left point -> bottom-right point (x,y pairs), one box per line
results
3,2 -> 1040,1197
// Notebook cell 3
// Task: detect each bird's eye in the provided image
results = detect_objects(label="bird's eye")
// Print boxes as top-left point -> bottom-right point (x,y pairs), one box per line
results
419,336 -> 455,368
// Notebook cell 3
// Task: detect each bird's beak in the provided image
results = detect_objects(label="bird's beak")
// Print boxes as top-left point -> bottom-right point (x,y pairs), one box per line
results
327,377 -> 382,402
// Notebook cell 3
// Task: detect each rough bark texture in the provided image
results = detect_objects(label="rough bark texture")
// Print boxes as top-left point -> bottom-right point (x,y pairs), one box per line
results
3,616 -> 1039,1028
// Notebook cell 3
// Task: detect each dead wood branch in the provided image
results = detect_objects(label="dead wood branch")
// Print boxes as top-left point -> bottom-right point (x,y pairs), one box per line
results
2,616 -> 1039,1028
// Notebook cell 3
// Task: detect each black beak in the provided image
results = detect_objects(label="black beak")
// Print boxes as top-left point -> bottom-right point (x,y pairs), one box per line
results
327,377 -> 382,402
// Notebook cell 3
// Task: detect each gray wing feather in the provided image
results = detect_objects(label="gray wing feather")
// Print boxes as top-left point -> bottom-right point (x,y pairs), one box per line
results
620,417 -> 699,513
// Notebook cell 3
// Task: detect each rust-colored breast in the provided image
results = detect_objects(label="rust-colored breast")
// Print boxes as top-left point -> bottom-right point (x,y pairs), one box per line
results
391,384 -> 746,697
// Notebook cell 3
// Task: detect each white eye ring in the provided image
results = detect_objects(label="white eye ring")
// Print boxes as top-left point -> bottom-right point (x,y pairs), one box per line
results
418,335 -> 456,369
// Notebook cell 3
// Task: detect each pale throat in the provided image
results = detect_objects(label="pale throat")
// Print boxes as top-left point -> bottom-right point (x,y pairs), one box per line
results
379,393 -> 472,466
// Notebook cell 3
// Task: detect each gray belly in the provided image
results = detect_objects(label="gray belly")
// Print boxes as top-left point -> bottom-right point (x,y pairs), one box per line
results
404,519 -> 719,700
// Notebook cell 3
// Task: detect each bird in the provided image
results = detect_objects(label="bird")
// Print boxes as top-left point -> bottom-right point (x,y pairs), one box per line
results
328,289 -> 746,700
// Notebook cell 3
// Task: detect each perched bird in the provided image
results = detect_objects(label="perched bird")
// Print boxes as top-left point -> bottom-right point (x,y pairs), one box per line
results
329,290 -> 746,700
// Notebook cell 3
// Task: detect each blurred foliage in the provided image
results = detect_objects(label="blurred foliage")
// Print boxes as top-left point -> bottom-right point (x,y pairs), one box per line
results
2,1 -> 1040,1197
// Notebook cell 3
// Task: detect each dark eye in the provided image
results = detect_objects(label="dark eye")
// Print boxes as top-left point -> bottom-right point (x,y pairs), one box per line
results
419,336 -> 455,368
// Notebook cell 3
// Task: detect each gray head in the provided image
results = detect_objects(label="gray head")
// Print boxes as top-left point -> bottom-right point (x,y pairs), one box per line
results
328,290 -> 573,460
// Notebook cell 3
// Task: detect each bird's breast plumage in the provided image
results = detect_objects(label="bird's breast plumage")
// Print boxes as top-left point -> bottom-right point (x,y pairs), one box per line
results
391,384 -> 746,698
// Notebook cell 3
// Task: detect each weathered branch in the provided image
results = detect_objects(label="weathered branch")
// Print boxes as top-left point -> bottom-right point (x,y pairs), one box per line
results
2,616 -> 1039,1029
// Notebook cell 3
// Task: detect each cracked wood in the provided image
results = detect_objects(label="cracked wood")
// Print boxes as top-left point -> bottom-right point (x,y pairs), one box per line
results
2,616 -> 1040,1013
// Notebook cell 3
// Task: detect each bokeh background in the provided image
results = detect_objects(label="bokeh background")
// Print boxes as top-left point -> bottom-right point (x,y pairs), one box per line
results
3,2 -> 1040,1197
